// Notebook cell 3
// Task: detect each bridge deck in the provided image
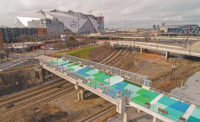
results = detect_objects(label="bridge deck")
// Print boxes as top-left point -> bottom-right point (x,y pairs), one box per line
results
40,56 -> 200,122
111,41 -> 200,57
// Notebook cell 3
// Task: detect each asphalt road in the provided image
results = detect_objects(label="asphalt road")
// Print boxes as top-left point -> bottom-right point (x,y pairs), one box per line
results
0,49 -> 57,71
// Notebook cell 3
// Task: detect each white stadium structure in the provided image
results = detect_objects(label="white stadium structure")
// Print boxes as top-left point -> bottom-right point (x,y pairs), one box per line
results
15,9 -> 104,35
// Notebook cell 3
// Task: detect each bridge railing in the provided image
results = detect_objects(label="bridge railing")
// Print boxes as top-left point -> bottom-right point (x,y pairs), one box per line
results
62,54 -> 152,87
40,59 -> 133,100
151,87 -> 191,105
40,58 -> 191,121
129,99 -> 180,122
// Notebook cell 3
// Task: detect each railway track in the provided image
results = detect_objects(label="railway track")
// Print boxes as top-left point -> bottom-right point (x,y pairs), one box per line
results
105,50 -> 123,65
81,105 -> 116,122
100,51 -> 117,64
112,50 -> 130,66
0,79 -> 67,107
152,62 -> 193,87
0,83 -> 75,121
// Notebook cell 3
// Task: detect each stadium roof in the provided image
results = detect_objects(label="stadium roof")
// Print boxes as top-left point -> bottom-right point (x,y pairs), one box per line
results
16,9 -> 98,33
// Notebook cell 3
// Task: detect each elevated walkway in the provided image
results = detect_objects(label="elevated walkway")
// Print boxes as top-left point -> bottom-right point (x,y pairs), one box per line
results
39,55 -> 200,122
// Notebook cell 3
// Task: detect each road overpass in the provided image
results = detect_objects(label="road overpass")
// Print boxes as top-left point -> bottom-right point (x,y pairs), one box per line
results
38,55 -> 200,122
110,41 -> 200,58
89,34 -> 200,41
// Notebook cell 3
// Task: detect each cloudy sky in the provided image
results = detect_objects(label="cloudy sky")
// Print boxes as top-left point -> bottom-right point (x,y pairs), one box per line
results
0,0 -> 200,28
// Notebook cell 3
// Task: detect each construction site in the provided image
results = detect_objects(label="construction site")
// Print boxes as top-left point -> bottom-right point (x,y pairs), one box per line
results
0,31 -> 200,122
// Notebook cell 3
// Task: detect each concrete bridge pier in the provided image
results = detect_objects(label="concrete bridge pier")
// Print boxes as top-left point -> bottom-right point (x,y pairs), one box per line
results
39,68 -> 45,82
75,84 -> 85,101
137,109 -> 141,114
78,89 -> 84,101
123,111 -> 128,122
116,97 -> 128,122
34,66 -> 45,82
153,117 -> 158,122
140,48 -> 143,54
165,51 -> 169,59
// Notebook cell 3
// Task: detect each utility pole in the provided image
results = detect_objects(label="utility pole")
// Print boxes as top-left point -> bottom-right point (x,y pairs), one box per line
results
44,34 -> 47,55
179,80 -> 184,100
170,61 -> 176,82
156,36 -> 158,51
22,39 -> 25,61
189,40 -> 192,55
78,15 -> 80,34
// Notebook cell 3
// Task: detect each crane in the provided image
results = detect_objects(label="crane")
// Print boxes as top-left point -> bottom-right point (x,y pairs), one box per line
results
88,10 -> 94,15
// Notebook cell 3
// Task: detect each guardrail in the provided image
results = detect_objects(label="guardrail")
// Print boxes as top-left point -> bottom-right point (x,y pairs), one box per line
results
41,60 -> 133,100
62,54 -> 152,87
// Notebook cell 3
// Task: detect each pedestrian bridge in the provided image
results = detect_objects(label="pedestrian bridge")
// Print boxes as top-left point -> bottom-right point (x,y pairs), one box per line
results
39,55 -> 200,122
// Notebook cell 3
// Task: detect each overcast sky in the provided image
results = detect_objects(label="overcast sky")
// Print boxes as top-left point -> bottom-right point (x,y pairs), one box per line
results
0,0 -> 200,28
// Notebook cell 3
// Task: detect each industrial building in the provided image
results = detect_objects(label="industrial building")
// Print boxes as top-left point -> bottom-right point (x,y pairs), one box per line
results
160,24 -> 200,34
15,10 -> 104,34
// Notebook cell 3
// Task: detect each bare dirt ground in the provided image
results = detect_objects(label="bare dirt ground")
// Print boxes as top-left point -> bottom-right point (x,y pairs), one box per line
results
90,43 -> 114,62
49,91 -> 116,122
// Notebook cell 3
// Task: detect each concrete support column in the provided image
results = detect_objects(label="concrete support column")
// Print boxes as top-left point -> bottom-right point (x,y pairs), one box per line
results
38,70 -> 43,82
165,51 -> 169,59
76,86 -> 84,101
42,68 -> 46,80
137,109 -> 141,114
140,48 -> 143,54
80,90 -> 84,101
153,117 -> 158,122
35,67 -> 45,82
75,84 -> 79,90
78,92 -> 81,101
123,112 -> 128,122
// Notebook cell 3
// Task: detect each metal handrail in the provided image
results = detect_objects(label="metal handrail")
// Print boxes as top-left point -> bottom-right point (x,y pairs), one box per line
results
62,54 -> 152,87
